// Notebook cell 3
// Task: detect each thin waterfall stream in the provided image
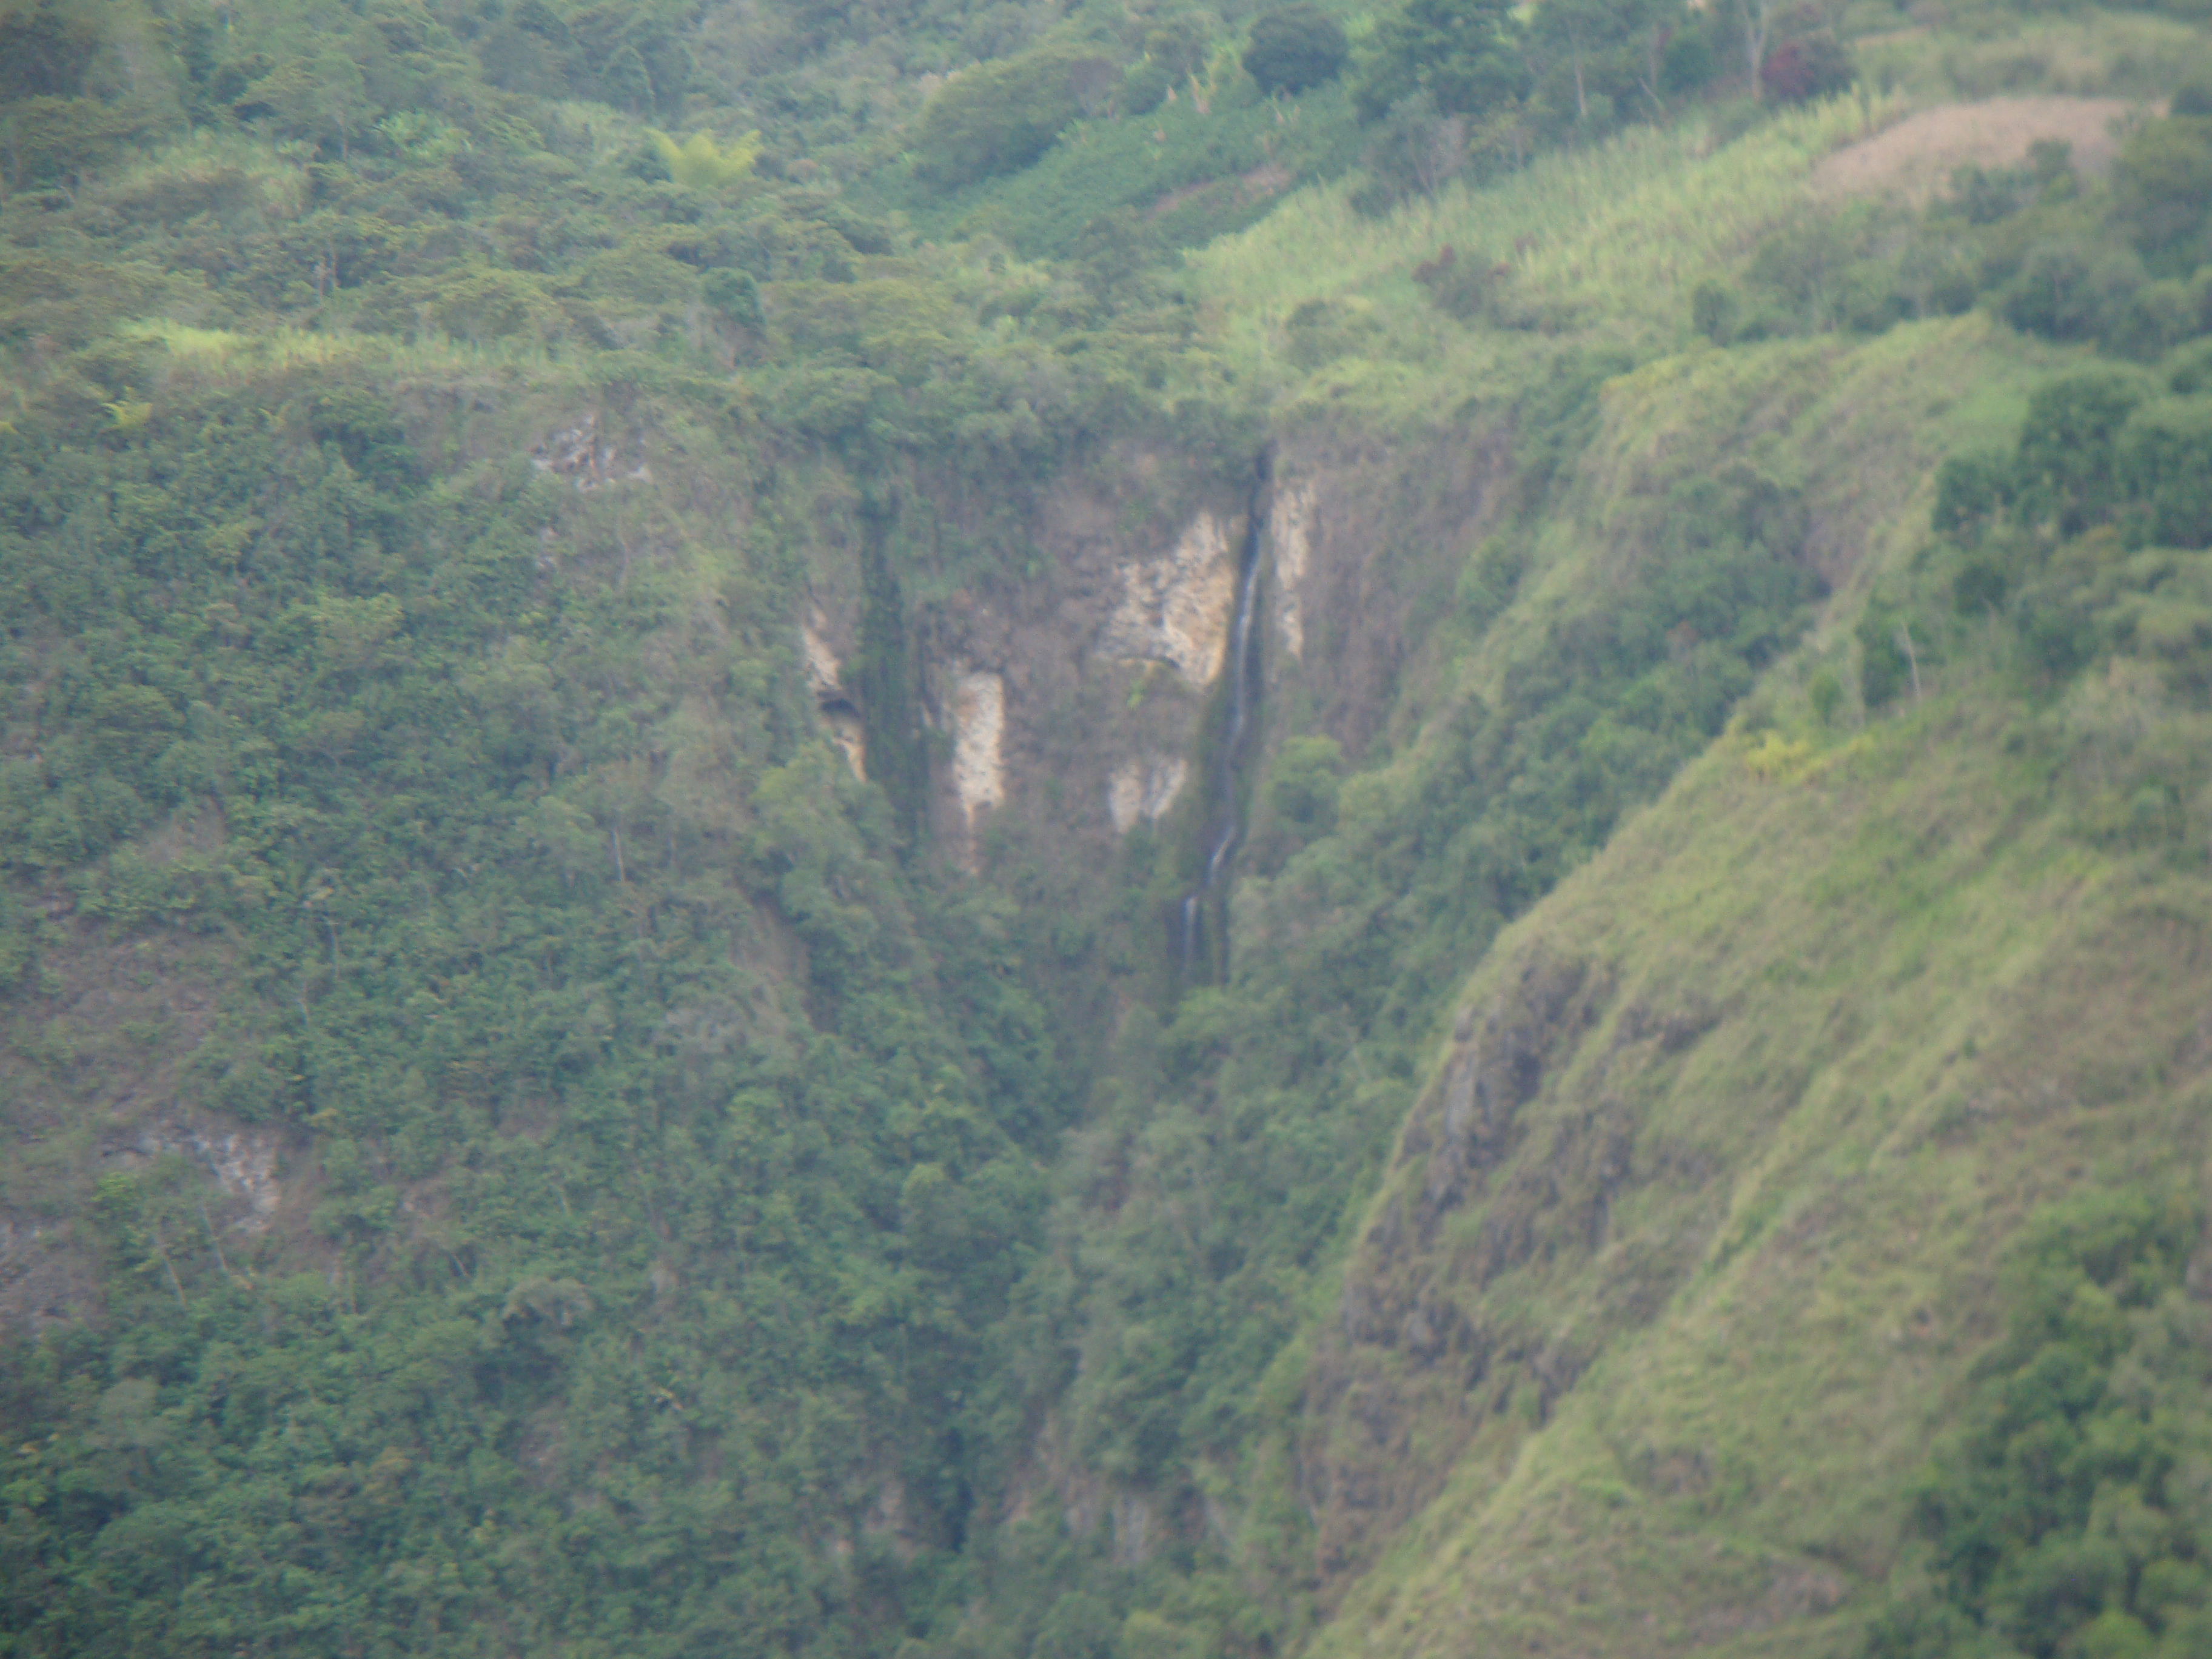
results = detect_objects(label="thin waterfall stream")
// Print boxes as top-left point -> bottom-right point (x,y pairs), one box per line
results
1179,467 -> 1269,984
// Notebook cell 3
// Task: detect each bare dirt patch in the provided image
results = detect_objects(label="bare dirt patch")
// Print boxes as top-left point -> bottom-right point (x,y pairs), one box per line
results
1812,96 -> 2146,204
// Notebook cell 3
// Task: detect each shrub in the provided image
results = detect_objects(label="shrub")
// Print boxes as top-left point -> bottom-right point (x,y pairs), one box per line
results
1352,93 -> 1467,214
1691,279 -> 1740,343
1760,34 -> 1852,104
911,46 -> 1104,189
2119,397 -> 2212,546
1661,15 -> 1722,96
1352,0 -> 1527,124
1415,244 -> 1503,322
704,268 -> 762,330
1124,15 -> 1214,115
2015,370 -> 2146,535
1265,734 -> 1342,833
2000,240 -> 2145,344
1244,4 -> 1347,96
2113,112 -> 2212,270
1933,451 -> 2013,541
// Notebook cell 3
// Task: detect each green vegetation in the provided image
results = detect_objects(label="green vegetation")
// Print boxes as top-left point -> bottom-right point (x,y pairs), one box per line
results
1242,7 -> 1347,99
1874,1194 -> 2212,1659
8,0 -> 2212,1657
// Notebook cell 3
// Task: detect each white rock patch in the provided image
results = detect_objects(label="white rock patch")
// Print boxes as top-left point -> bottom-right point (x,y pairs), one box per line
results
1270,478 -> 1316,659
951,671 -> 1006,825
801,622 -> 843,699
1107,757 -> 1187,833
802,620 -> 866,779
195,1130 -> 281,1233
1105,512 -> 1238,686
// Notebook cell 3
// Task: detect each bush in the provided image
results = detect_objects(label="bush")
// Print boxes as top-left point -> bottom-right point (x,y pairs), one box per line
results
911,47 -> 1104,189
1895,1192 -> 2211,1659
1933,451 -> 2013,540
1415,244 -> 1504,321
1760,34 -> 1852,104
1352,93 -> 1467,214
2113,112 -> 2212,270
1661,15 -> 1722,96
2002,240 -> 2146,343
1691,279 -> 1740,343
2119,397 -> 2212,546
2015,370 -> 2146,534
703,267 -> 762,331
1124,15 -> 1213,114
1352,0 -> 1526,124
1265,734 -> 1343,834
1244,4 -> 1347,96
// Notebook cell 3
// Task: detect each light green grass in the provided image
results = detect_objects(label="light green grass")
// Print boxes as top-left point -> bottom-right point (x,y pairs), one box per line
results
1187,93 -> 1888,412
1304,672 -> 2211,1658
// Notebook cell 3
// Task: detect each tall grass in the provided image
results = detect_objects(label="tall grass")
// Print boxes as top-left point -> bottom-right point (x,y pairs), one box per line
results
1189,93 -> 1892,397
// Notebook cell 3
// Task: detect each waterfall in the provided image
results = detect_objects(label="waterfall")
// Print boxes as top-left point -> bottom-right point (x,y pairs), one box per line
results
1179,468 -> 1269,983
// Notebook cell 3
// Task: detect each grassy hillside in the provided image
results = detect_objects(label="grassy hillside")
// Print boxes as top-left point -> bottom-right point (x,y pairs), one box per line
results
1305,668 -> 2212,1657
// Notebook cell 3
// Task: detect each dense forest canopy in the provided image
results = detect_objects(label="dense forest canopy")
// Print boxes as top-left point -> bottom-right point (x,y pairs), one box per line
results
7,0 -> 2212,1657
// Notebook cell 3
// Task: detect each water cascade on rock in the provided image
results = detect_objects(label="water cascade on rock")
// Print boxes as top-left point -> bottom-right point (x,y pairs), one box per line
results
1179,464 -> 1270,984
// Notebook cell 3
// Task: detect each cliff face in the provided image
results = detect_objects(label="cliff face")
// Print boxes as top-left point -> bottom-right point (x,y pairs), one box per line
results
800,423 -> 1515,881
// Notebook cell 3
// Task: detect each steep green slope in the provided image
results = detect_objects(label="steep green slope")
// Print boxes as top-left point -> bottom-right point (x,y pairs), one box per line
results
1301,675 -> 2212,1657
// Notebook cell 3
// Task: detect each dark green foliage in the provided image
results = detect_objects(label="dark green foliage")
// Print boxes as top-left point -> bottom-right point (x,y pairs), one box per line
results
2015,372 -> 2147,537
1857,606 -> 1924,708
1413,244 -> 1504,321
1265,734 -> 1343,837
1936,453 -> 2014,541
1692,278 -> 1740,343
1121,16 -> 1213,116
1244,5 -> 1348,96
0,371 -> 1074,1655
0,1 -> 99,101
705,268 -> 764,332
910,47 -> 1104,189
2114,114 -> 2212,273
1916,364 -> 2212,734
1660,12 -> 1723,97
1872,1192 -> 2212,1659
0,2 -> 1304,1646
2000,241 -> 2147,343
1352,0 -> 1528,124
1353,95 -> 1478,215
1524,0 -> 1674,133
2119,398 -> 2212,548
853,501 -> 930,845
1693,112 -> 2212,358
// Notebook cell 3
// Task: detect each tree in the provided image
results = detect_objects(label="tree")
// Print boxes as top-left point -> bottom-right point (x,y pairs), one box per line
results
2014,370 -> 2145,535
259,53 -> 378,158
1244,4 -> 1348,96
1759,32 -> 1851,102
1527,0 -> 1667,126
1352,0 -> 1528,124
1732,0 -> 1776,97
2113,113 -> 2212,271
910,45 -> 1098,187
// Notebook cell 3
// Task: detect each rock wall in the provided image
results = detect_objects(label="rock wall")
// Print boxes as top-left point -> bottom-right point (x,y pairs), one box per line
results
783,420 -> 1517,879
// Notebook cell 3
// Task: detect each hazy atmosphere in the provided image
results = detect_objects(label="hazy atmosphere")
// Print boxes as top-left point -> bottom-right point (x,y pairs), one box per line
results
5,0 -> 2212,1654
